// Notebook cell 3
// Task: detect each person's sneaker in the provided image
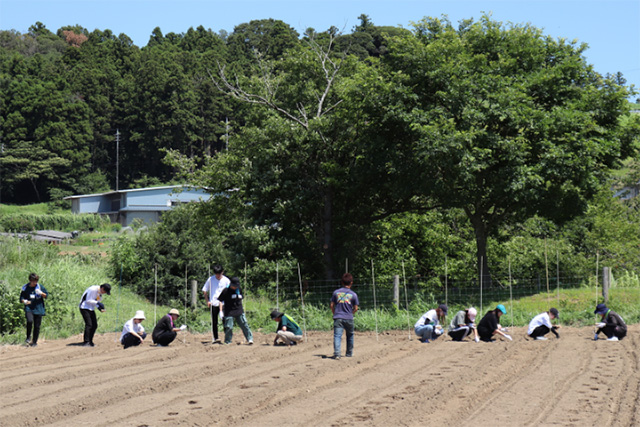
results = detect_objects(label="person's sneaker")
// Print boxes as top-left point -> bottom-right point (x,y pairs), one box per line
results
30,342 -> 38,347
25,338 -> 31,345
82,342 -> 94,347
214,339 -> 222,344
247,340 -> 254,345
345,354 -> 352,357
535,336 -> 548,341
421,338 -> 430,343
331,355 -> 341,360
607,336 -> 619,341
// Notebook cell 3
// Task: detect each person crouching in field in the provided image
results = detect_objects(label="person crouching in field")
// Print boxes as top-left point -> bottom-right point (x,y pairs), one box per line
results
414,304 -> 448,343
448,307 -> 479,342
270,310 -> 303,346
330,273 -> 359,359
121,310 -> 147,349
477,304 -> 512,342
594,304 -> 627,341
79,283 -> 111,347
219,277 -> 254,345
152,309 -> 184,346
527,308 -> 560,340
20,273 -> 49,347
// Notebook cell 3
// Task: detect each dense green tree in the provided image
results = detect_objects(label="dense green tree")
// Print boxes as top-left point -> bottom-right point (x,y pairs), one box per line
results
380,15 -> 637,284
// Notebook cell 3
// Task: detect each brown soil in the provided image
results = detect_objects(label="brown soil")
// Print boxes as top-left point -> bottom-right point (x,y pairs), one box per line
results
1,325 -> 638,426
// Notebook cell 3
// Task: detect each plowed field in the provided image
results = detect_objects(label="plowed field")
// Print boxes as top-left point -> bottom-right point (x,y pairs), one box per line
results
1,325 -> 638,426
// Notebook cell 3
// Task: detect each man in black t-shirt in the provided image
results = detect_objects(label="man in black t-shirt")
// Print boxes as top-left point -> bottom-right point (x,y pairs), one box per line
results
218,277 -> 253,345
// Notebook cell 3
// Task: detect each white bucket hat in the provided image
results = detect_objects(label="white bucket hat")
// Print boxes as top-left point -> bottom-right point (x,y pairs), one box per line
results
133,310 -> 146,320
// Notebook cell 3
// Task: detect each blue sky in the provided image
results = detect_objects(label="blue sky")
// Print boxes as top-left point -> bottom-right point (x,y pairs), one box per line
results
1,0 -> 638,92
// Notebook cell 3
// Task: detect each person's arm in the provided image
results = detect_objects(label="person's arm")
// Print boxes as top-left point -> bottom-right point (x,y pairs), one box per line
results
353,304 -> 359,314
330,301 -> 335,315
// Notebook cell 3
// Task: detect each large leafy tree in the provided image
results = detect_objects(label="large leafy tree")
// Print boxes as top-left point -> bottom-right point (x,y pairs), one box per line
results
381,16 -> 637,284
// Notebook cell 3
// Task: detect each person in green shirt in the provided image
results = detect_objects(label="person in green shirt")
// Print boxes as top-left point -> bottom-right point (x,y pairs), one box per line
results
19,273 -> 49,347
270,310 -> 303,346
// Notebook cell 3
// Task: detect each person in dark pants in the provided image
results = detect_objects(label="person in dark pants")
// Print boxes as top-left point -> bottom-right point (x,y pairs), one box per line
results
527,308 -> 561,340
594,304 -> 627,341
330,273 -> 359,359
477,304 -> 512,342
448,307 -> 478,342
120,310 -> 147,349
202,264 -> 230,344
79,283 -> 111,347
152,309 -> 183,346
20,273 -> 49,347
219,277 -> 254,345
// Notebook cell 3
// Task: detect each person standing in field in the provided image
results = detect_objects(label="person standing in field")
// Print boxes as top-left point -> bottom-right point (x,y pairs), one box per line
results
448,306 -> 479,342
270,310 -> 303,346
593,304 -> 627,341
202,264 -> 230,344
218,277 -> 254,345
527,308 -> 561,340
120,310 -> 147,349
330,273 -> 359,359
152,308 -> 185,346
477,304 -> 512,342
79,283 -> 111,347
20,273 -> 49,347
414,304 -> 448,343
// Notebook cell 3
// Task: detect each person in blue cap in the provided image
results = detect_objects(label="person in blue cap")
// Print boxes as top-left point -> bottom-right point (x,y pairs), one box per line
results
477,304 -> 512,342
593,303 -> 627,341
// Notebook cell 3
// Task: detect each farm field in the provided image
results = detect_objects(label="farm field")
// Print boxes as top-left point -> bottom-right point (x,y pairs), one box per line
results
1,325 -> 638,426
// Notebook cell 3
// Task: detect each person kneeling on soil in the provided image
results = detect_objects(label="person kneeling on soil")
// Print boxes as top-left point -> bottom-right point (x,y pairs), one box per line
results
219,277 -> 254,345
270,310 -> 303,346
121,310 -> 147,349
152,309 -> 185,346
414,304 -> 447,343
477,304 -> 512,342
527,308 -> 560,340
593,304 -> 627,341
448,307 -> 479,342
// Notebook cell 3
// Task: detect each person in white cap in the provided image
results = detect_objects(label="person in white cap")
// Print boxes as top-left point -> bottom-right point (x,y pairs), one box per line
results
120,310 -> 147,349
152,309 -> 184,346
448,307 -> 479,342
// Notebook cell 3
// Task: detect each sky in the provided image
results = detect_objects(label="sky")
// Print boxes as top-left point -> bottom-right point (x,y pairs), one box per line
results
1,0 -> 639,93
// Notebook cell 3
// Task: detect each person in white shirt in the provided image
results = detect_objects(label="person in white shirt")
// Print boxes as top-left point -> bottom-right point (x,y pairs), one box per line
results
414,304 -> 448,343
79,283 -> 111,347
527,308 -> 560,340
202,265 -> 230,343
121,310 -> 147,349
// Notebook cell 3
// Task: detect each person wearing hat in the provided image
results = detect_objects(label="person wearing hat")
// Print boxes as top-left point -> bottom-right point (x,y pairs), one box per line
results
20,273 -> 49,347
527,308 -> 560,340
218,277 -> 254,345
78,283 -> 111,347
152,309 -> 184,346
448,307 -> 479,342
270,310 -> 303,346
202,264 -> 230,343
331,273 -> 359,359
414,304 -> 448,343
477,304 -> 512,342
120,310 -> 147,349
593,303 -> 627,341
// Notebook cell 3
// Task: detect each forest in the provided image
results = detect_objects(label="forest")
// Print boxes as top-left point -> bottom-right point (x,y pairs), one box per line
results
1,14 -> 639,289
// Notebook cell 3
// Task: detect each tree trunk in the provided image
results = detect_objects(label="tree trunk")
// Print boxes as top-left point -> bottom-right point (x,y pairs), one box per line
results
469,213 -> 492,288
29,178 -> 41,203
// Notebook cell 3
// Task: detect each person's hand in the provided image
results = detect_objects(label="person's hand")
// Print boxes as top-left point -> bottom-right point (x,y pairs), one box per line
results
24,300 -> 31,305
503,334 -> 513,341
207,301 -> 212,308
475,336 -> 480,343
35,289 -> 43,296
139,336 -> 144,343
180,324 -> 187,331
596,322 -> 605,328
219,311 -> 224,320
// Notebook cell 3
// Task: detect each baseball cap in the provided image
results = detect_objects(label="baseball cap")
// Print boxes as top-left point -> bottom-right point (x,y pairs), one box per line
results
549,308 -> 559,318
497,304 -> 507,314
270,310 -> 284,320
594,304 -> 608,315
230,277 -> 240,287
438,304 -> 448,316
100,283 -> 111,295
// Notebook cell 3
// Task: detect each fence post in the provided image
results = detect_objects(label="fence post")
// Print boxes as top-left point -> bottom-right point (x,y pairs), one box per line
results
602,267 -> 610,303
191,280 -> 198,308
393,275 -> 400,309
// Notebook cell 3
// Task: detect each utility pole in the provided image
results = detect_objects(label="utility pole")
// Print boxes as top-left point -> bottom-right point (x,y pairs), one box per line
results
115,129 -> 120,191
225,117 -> 229,151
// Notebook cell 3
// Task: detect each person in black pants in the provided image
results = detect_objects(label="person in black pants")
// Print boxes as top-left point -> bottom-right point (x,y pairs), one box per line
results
477,304 -> 512,342
594,304 -> 627,341
152,309 -> 183,346
20,273 -> 49,347
78,283 -> 111,347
